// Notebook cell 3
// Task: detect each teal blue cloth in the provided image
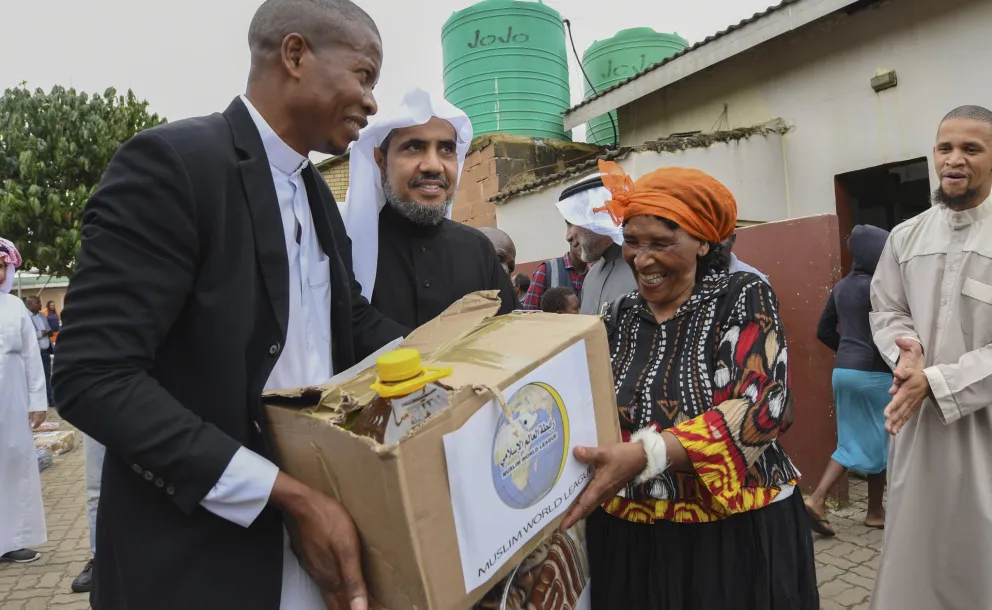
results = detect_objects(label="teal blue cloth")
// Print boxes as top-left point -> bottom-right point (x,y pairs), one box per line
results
830,368 -> 891,474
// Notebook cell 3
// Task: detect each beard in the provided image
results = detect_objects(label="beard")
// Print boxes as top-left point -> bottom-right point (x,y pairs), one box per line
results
382,175 -> 453,227
576,233 -> 608,263
933,185 -> 980,210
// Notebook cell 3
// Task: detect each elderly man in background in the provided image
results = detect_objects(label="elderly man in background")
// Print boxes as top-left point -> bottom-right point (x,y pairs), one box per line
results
869,105 -> 992,610
477,226 -> 517,278
341,88 -> 518,328
556,174 -> 636,314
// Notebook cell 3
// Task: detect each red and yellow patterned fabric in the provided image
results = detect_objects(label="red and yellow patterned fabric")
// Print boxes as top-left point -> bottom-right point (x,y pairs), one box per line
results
602,272 -> 801,524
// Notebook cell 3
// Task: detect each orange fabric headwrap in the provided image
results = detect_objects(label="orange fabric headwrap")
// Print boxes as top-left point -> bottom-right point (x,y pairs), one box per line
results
594,160 -> 738,243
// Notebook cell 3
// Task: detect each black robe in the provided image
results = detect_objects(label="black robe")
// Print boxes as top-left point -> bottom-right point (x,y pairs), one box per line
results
372,205 -> 519,327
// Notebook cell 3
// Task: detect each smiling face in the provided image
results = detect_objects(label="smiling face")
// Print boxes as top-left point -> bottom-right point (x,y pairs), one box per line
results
622,215 -> 709,317
933,117 -> 992,209
376,117 -> 459,225
283,23 -> 382,155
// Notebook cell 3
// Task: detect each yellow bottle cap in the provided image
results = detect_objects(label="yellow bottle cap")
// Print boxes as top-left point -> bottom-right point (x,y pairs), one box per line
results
375,348 -> 425,383
370,348 -> 453,398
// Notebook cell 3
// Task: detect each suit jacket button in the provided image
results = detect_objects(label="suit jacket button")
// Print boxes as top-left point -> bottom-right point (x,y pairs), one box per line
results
144,471 -> 154,481
254,420 -> 262,434
154,478 -> 164,488
166,485 -> 175,496
423,280 -> 431,288
132,464 -> 143,474
269,343 -> 280,356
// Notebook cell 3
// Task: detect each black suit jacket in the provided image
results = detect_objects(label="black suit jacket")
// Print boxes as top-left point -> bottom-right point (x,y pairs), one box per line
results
52,97 -> 408,609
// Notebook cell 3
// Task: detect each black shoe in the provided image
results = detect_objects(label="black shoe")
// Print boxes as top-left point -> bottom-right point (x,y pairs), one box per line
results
71,558 -> 94,593
1,549 -> 41,563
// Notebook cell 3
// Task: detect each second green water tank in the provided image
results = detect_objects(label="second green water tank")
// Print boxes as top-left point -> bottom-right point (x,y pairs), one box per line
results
442,0 -> 571,140
581,28 -> 688,146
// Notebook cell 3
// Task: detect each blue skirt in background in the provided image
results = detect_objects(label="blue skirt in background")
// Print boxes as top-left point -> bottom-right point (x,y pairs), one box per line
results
831,368 -> 892,474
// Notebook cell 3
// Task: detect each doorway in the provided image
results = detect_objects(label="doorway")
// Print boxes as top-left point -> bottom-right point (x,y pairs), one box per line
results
834,158 -> 931,273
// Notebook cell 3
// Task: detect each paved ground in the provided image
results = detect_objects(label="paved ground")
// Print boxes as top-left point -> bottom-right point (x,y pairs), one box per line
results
0,413 -> 91,610
1,413 -> 884,609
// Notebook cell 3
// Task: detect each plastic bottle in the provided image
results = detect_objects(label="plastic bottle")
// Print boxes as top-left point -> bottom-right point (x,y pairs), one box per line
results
349,348 -> 453,446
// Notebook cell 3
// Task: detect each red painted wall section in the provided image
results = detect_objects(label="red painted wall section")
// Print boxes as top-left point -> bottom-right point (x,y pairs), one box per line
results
735,215 -> 845,500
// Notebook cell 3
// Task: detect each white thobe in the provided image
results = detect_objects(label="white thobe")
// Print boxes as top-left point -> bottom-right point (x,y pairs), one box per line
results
197,96 -> 334,609
869,197 -> 992,610
0,293 -> 48,556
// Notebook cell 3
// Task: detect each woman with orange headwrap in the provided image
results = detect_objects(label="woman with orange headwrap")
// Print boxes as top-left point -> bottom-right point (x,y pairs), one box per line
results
560,162 -> 818,609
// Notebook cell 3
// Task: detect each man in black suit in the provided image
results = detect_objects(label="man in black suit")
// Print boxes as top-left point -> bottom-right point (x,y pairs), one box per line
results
52,1 -> 404,609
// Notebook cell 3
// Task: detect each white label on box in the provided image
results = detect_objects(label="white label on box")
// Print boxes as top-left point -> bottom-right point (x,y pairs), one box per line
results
442,340 -> 598,593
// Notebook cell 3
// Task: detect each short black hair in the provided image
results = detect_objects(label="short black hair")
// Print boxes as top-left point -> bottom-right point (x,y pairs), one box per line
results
941,105 -> 992,126
248,0 -> 379,56
541,286 -> 576,313
513,273 -> 530,293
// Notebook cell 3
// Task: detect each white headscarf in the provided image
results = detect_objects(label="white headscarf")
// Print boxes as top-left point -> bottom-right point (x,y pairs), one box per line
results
555,176 -> 624,245
340,88 -> 473,301
0,237 -> 22,295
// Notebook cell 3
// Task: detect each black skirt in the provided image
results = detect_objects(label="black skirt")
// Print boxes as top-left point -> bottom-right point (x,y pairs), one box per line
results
586,491 -> 819,610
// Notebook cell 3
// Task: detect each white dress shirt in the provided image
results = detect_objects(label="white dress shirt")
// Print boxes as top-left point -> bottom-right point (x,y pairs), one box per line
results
30,311 -> 51,350
198,96 -> 334,609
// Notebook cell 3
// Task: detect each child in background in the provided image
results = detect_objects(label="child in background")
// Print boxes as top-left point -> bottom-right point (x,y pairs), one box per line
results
540,286 -> 579,314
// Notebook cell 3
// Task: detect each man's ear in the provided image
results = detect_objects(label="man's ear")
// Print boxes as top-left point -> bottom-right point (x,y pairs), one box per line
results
374,147 -> 385,175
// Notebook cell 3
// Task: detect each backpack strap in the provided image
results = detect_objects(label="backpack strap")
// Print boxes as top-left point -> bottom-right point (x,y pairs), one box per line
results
547,258 -> 562,289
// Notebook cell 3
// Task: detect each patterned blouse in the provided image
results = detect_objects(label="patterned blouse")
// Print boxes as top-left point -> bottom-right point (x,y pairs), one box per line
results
603,271 -> 801,524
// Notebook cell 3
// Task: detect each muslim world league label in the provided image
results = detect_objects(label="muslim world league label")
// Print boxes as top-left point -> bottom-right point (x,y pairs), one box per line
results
491,383 -> 569,510
442,341 -> 598,593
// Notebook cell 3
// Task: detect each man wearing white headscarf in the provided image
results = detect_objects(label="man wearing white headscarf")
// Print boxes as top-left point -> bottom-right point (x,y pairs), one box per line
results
556,174 -> 636,315
0,238 -> 48,564
341,89 -> 518,327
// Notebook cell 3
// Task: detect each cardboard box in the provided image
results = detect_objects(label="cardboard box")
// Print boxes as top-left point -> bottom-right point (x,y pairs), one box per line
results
33,430 -> 77,456
264,292 -> 620,610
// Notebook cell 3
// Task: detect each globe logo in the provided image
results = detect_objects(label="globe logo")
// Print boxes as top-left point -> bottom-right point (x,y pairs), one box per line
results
491,383 -> 570,510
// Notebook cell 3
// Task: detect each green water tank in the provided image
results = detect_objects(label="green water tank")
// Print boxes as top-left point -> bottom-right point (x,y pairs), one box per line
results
442,0 -> 571,140
581,28 -> 688,145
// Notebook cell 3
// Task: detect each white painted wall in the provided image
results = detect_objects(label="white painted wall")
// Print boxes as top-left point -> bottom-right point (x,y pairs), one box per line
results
497,132 -> 789,265
619,0 -> 991,219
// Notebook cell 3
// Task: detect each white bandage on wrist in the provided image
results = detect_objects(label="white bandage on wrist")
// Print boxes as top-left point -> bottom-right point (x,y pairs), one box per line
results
631,427 -> 669,485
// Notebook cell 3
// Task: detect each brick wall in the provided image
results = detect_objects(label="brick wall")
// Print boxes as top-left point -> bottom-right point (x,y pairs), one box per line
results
453,135 -> 600,228
318,157 -> 351,200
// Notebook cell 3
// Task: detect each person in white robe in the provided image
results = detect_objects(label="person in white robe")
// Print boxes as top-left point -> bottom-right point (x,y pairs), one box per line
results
869,105 -> 992,610
339,87 -> 472,302
0,237 -> 48,564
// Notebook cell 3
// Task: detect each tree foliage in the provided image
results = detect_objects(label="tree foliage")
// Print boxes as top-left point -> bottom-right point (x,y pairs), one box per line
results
0,85 -> 165,277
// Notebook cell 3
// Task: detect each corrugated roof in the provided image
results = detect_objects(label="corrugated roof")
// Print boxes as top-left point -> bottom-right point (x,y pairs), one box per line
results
489,147 -> 632,203
490,120 -> 789,203
564,0 -> 799,117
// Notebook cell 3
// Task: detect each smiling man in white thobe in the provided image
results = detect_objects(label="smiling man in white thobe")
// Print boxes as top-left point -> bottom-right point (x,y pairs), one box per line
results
869,105 -> 992,610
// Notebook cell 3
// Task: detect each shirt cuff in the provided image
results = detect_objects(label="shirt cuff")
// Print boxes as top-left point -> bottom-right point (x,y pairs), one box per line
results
200,446 -> 279,527
923,365 -> 960,425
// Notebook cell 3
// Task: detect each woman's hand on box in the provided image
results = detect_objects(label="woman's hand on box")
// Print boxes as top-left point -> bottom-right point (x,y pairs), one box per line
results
560,443 -> 646,530
271,473 -> 368,610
